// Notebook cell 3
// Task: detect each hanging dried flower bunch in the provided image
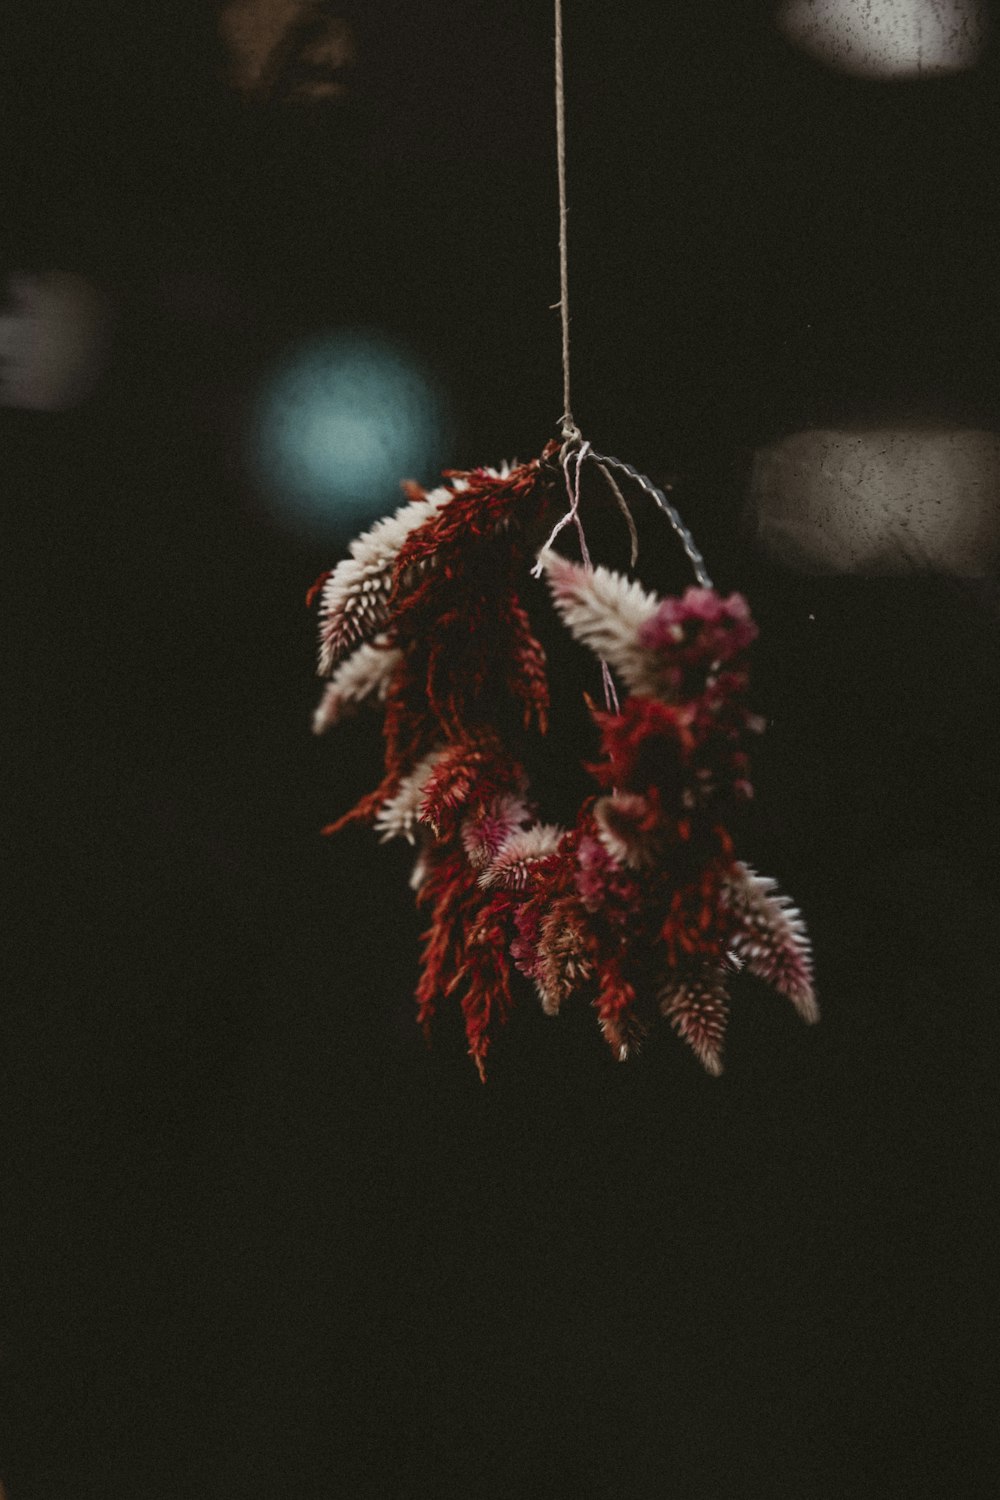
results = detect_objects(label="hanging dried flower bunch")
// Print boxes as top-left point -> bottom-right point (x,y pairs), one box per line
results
310,443 -> 817,1079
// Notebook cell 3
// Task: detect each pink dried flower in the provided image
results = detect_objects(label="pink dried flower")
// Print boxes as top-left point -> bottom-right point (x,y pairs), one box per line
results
574,832 -> 642,920
461,791 -> 532,869
639,588 -> 758,672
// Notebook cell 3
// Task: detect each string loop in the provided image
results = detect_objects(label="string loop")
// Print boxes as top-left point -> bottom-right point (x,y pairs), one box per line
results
532,439 -> 592,575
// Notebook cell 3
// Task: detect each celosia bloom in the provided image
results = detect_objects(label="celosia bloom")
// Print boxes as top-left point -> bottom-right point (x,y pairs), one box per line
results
574,830 -> 643,920
373,749 -> 445,845
461,791 -> 533,870
532,894 -> 595,1015
314,487 -> 451,673
639,587 -> 758,667
659,965 -> 730,1077
724,863 -> 818,1024
478,824 -> 565,891
312,635 -> 402,734
538,547 -> 660,692
312,447 -> 816,1078
593,791 -> 661,869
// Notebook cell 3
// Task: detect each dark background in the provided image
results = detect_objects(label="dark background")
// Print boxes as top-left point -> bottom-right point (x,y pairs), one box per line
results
3,2 -> 999,1495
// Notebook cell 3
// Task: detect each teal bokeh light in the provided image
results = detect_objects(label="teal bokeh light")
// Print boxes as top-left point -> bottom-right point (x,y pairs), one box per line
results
252,330 -> 452,534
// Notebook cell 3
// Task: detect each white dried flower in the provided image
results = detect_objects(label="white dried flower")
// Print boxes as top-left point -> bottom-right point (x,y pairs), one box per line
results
373,748 -> 446,846
537,549 -> 661,692
317,485 -> 452,673
312,635 -> 402,734
408,831 -> 436,892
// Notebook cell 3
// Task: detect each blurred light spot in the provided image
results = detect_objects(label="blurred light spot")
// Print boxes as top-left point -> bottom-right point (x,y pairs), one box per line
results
219,0 -> 356,103
747,427 -> 1000,575
777,0 -> 988,79
252,330 -> 452,534
0,273 -> 107,411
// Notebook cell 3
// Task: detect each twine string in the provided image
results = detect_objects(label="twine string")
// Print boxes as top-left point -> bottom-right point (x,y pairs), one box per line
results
536,447 -> 712,592
545,0 -> 710,717
555,0 -> 578,443
531,438 -> 592,575
594,459 -> 639,567
600,657 -> 621,715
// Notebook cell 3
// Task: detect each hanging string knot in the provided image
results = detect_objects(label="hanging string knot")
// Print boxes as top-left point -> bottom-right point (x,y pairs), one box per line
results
533,438 -> 592,579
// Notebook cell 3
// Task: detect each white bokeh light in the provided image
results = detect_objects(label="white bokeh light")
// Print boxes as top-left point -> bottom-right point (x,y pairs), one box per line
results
0,273 -> 107,411
777,0 -> 988,79
747,427 -> 1000,576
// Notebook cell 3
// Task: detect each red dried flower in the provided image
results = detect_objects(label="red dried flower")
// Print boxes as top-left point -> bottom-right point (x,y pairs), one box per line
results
574,830 -> 643,919
593,958 -> 644,1061
504,592 -> 550,734
593,696 -> 697,791
534,894 -> 596,1016
417,733 -> 521,839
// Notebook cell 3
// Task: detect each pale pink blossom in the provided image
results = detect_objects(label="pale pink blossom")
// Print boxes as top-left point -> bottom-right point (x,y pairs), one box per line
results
659,965 -> 730,1076
478,824 -> 565,891
724,863 -> 818,1023
461,791 -> 533,869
